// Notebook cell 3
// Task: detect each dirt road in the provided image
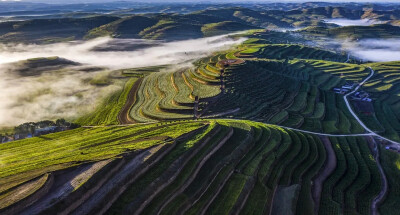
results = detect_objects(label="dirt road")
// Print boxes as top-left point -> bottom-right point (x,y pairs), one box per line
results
118,78 -> 143,124
312,136 -> 337,214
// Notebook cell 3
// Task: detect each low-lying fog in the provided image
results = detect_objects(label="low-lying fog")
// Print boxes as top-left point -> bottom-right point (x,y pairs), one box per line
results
0,34 -> 246,126
343,39 -> 400,62
323,18 -> 384,26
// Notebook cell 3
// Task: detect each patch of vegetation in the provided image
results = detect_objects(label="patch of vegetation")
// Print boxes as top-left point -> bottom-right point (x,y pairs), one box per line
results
76,78 -> 138,125
0,120 -> 206,210
201,21 -> 256,37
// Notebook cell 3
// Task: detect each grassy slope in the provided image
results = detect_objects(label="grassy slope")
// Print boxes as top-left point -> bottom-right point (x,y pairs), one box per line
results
0,121 -> 205,194
201,21 -> 256,37
0,119 -> 384,215
85,16 -> 158,39
75,78 -> 138,126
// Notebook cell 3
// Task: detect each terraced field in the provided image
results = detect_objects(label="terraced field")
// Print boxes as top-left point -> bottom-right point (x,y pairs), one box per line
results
318,137 -> 381,215
0,121 -> 206,213
110,40 -> 391,138
129,57 -> 223,122
203,59 -> 365,134
348,61 -> 400,142
0,119 -> 384,215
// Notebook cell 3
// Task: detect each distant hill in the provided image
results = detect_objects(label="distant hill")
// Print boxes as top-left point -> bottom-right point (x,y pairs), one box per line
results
201,21 -> 257,37
0,5 -> 399,43
0,16 -> 119,43
299,24 -> 400,40
6,57 -> 80,76
86,16 -> 158,39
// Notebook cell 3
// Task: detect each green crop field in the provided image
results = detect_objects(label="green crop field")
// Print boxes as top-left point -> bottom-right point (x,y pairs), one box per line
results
0,119 -> 385,215
129,59 -> 222,122
0,121 -> 206,210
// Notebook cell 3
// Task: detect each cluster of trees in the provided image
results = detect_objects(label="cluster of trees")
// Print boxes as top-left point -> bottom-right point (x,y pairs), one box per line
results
14,119 -> 79,136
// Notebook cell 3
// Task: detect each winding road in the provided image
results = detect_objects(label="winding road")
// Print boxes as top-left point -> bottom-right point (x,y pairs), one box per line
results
343,68 -> 400,145
283,67 -> 400,145
343,68 -> 375,133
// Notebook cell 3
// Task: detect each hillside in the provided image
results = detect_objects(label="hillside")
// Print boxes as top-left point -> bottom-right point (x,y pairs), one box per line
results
0,120 -> 385,215
1,3 -> 400,215
6,57 -> 80,76
85,16 -> 159,39
300,24 -> 400,40
0,16 -> 119,43
201,21 -> 257,37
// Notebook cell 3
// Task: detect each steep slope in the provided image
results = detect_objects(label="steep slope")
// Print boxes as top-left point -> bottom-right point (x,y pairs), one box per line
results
0,120 -> 383,215
85,16 -> 158,39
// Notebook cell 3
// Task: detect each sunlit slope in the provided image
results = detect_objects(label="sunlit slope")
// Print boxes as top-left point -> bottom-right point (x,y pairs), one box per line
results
201,21 -> 257,37
0,121 -> 206,212
129,58 -> 223,122
119,38 -> 374,134
75,78 -> 139,126
0,120 -> 383,215
85,16 -> 159,39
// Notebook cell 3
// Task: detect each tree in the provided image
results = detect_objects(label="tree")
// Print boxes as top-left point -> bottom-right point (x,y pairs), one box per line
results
56,118 -> 66,127
29,124 -> 36,136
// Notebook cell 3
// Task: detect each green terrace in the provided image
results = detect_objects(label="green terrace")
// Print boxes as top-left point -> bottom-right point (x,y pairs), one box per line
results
202,59 -> 365,134
129,55 -> 225,123
0,121 -> 206,210
0,120 -> 389,215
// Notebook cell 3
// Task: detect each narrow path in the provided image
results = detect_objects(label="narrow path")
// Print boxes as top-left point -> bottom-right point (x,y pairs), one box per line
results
370,137 -> 388,215
312,136 -> 337,215
279,126 -> 372,137
118,78 -> 143,124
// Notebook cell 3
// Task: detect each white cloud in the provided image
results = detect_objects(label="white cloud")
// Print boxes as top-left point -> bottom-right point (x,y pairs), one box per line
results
343,39 -> 400,62
0,34 -> 246,126
323,18 -> 384,26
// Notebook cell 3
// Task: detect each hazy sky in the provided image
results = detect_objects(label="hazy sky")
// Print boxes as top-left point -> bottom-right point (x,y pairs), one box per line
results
1,0 -> 399,3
